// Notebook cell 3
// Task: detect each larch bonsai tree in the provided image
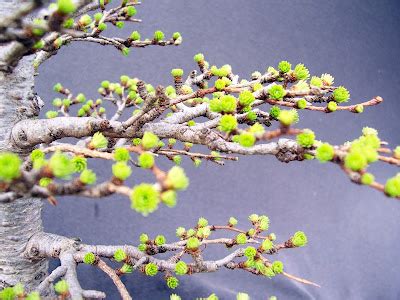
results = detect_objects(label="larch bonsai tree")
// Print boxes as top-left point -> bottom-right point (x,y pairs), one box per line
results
0,0 -> 399,299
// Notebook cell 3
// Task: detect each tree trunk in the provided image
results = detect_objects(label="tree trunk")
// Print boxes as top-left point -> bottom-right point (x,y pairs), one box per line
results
0,1 -> 47,291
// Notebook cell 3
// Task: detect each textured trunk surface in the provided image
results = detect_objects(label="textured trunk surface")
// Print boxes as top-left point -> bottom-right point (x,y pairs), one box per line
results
0,0 -> 47,291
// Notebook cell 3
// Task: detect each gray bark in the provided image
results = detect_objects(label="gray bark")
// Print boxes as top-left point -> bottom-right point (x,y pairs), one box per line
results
0,0 -> 47,292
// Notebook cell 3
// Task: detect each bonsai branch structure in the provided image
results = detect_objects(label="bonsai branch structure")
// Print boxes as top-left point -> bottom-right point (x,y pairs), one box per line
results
0,0 -> 398,299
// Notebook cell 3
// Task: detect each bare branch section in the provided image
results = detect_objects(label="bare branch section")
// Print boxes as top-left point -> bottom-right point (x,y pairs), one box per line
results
0,0 -> 180,72
22,215 -> 314,298
2,52 -> 397,209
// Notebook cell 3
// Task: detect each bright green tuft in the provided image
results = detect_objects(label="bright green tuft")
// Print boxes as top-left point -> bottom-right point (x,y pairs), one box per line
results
315,143 -> 335,162
142,132 -> 159,149
145,263 -> 158,276
130,183 -> 160,216
296,129 -> 315,148
333,86 -> 350,103
278,60 -> 291,73
138,152 -> 155,169
83,252 -> 96,264
292,231 -> 308,247
268,85 -> 286,100
114,249 -> 127,262
80,169 -> 96,185
112,162 -> 132,180
175,261 -> 188,275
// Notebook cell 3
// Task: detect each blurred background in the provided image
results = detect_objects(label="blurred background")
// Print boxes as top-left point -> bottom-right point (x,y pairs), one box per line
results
36,0 -> 400,299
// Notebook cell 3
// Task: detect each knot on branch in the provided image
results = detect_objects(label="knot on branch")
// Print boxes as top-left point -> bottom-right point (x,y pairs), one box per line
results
24,233 -> 80,261
275,139 -> 304,163
89,119 -> 110,133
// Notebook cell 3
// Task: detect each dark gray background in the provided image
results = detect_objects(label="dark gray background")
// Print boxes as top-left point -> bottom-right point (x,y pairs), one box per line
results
36,0 -> 400,299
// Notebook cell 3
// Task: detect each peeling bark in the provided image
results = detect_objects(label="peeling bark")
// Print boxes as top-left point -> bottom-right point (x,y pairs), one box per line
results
0,1 -> 47,292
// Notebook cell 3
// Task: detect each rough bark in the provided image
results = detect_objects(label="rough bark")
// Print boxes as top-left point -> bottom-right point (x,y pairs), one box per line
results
0,0 -> 47,292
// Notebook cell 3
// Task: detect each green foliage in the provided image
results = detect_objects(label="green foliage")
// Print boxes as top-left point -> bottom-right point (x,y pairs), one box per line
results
0,287 -> 15,300
296,129 -> 315,148
161,190 -> 177,207
126,6 -> 137,16
238,132 -> 255,147
153,30 -> 165,41
394,146 -> 400,159
39,177 -> 52,187
140,233 -> 149,243
355,104 -> 364,113
114,249 -> 127,262
122,47 -> 130,56
278,60 -> 291,73
310,76 -> 323,87
46,110 -> 58,118
214,79 -> 226,91
315,143 -> 335,162
344,150 -> 367,171
170,294 -> 181,300
155,235 -> 166,246
49,151 -> 74,178
145,263 -> 158,276
186,237 -> 200,250
130,31 -> 141,41
176,227 -> 185,237
171,68 -> 184,77
79,14 -> 92,26
293,63 -> 310,80
54,280 -> 69,295
237,292 -> 250,300
278,110 -> 296,126
0,152 -> 21,182
172,32 -> 181,40
194,53 -> 205,62
130,183 -> 159,216
236,233 -> 247,244
175,261 -> 188,275
296,98 -> 307,109
210,66 -> 229,77
63,18 -> 74,28
197,217 -> 208,227
219,115 -> 238,132
112,162 -> 132,180
258,215 -> 270,231
166,276 -> 179,289
138,152 -> 155,169
244,246 -> 257,259
327,101 -> 337,112
120,263 -> 133,274
291,231 -> 308,247
333,86 -> 350,103
83,252 -> 96,264
261,239 -> 273,251
167,166 -> 189,190
269,106 -> 281,119
25,292 -> 40,300
271,261 -> 284,274
385,175 -> 400,197
90,132 -> 108,149
238,90 -> 255,106
114,147 -> 130,162
142,132 -> 159,149
79,169 -> 96,185
229,217 -> 238,226
57,0 -> 76,14
268,85 -> 286,100
361,173 -> 375,185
